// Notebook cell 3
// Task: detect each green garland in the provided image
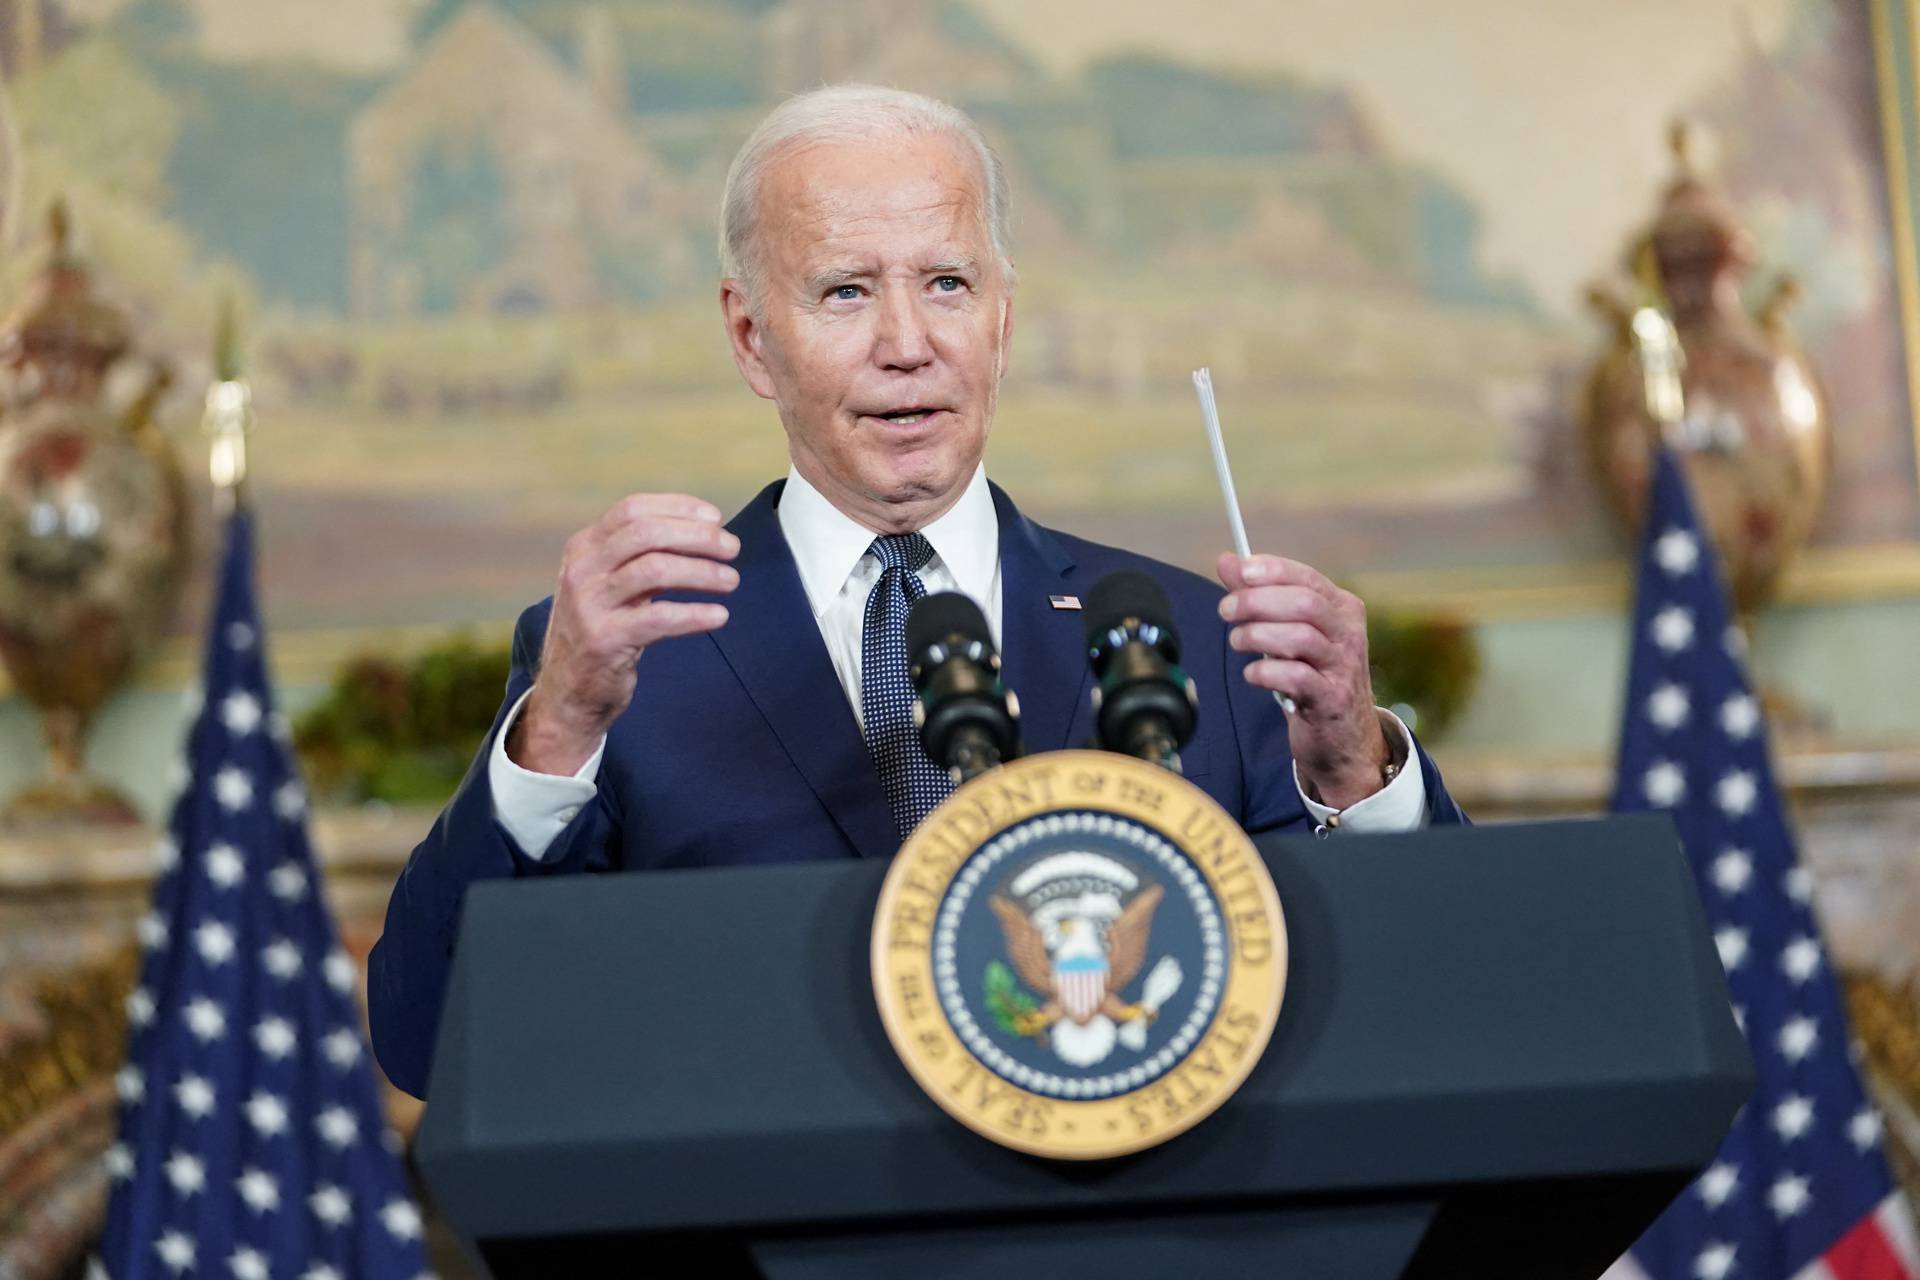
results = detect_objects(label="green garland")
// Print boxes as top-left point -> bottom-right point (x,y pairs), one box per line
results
294,635 -> 511,805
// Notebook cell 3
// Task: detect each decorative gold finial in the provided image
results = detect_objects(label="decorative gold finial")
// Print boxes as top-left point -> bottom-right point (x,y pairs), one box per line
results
203,295 -> 252,504
1667,118 -> 1717,183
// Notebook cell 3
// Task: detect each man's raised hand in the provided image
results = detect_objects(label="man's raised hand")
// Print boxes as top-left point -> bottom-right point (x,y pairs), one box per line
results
1217,552 -> 1395,810
511,494 -> 739,775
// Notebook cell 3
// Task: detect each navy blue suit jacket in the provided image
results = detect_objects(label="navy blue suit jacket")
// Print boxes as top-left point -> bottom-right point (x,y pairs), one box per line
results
369,480 -> 1464,1097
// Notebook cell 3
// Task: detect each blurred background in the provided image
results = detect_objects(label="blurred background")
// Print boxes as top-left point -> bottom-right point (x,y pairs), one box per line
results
2,0 -> 1918,1270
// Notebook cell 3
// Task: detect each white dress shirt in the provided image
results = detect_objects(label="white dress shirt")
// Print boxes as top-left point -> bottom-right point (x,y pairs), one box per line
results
489,464 -> 1427,857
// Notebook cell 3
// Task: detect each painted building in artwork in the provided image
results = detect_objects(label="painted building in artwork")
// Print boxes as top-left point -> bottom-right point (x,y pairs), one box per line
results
347,3 -> 684,317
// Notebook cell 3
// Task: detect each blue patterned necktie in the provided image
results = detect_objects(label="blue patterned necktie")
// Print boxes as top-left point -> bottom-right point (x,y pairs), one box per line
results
861,532 -> 955,838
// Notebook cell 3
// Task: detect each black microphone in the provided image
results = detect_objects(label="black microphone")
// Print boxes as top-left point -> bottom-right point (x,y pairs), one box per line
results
907,592 -> 1021,784
1084,571 -> 1197,773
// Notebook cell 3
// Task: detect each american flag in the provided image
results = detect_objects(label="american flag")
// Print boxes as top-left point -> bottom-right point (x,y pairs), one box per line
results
1607,447 -> 1918,1280
93,509 -> 429,1279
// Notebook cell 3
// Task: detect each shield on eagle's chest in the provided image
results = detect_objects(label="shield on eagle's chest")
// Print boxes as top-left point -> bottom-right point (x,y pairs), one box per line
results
1054,953 -> 1107,1023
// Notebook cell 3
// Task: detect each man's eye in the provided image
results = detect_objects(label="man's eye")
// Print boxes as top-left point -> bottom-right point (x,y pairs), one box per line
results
832,285 -> 861,301
933,276 -> 965,292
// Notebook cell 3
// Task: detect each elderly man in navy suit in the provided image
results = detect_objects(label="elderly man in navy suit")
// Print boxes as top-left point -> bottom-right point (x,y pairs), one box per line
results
370,85 -> 1464,1099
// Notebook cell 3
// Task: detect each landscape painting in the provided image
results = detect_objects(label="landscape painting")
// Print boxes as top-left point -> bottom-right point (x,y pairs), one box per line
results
2,0 -> 1912,638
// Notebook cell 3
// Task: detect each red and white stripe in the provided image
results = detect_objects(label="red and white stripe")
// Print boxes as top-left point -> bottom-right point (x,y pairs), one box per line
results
1057,968 -> 1106,1023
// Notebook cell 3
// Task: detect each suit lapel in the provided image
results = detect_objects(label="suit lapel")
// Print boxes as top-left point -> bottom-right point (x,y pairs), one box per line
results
706,481 -> 898,861
991,484 -> 1092,754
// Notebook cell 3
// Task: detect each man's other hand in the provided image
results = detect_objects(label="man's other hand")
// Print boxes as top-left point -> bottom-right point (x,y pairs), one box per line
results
513,494 -> 739,776
1217,552 -> 1394,810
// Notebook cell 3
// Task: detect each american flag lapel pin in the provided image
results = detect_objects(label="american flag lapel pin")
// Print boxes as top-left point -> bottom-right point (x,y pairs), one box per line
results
1049,594 -> 1081,610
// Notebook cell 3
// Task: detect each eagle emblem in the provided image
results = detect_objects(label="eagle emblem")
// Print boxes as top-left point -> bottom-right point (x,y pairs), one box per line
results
985,851 -> 1184,1067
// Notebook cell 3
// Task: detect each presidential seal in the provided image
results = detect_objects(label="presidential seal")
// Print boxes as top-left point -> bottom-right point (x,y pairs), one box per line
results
872,750 -> 1287,1160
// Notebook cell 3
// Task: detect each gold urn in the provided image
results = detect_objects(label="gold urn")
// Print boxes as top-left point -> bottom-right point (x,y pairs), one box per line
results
0,203 -> 190,827
1581,127 -> 1829,617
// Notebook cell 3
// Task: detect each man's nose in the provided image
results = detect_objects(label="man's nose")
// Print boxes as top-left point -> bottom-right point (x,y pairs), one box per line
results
873,285 -> 934,371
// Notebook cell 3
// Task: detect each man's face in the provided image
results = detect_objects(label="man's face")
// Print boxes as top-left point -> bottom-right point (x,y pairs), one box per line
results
721,132 -> 1014,532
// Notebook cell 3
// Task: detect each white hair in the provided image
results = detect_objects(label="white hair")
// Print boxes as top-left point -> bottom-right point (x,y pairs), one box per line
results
718,84 -> 1013,306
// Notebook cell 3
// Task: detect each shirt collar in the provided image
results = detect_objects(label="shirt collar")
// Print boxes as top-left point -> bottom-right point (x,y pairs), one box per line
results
777,463 -> 998,617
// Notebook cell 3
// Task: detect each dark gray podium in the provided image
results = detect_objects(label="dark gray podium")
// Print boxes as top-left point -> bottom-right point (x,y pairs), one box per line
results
415,814 -> 1752,1279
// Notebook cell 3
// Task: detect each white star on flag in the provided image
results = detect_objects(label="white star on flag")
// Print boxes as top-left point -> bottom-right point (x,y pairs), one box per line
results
164,1150 -> 205,1196
1647,682 -> 1691,730
104,1143 -> 134,1181
1713,926 -> 1749,972
1714,769 -> 1757,818
230,1246 -> 271,1280
154,1230 -> 196,1275
309,1183 -> 352,1228
1654,527 -> 1701,575
236,1167 -> 280,1213
1777,1016 -> 1819,1064
126,987 -> 156,1027
1651,605 -> 1696,653
262,937 -> 303,980
322,1027 -> 362,1069
1710,848 -> 1752,895
137,912 -> 169,951
1719,693 -> 1759,739
214,765 -> 254,812
193,920 -> 236,966
1697,1161 -> 1738,1208
254,1015 -> 297,1060
275,779 -> 308,820
1850,1107 -> 1883,1152
174,1073 -> 216,1119
1644,760 -> 1687,807
325,951 -> 356,995
1692,1241 -> 1736,1280
381,1198 -> 425,1242
1784,865 -> 1814,904
115,1066 -> 144,1104
152,835 -> 180,873
221,690 -> 263,735
226,620 -> 256,650
315,1106 -> 359,1150
246,1091 -> 289,1138
302,1265 -> 342,1280
205,842 -> 245,888
1780,935 -> 1821,983
268,861 -> 309,902
1768,1173 -> 1812,1220
1771,1094 -> 1815,1142
183,997 -> 226,1043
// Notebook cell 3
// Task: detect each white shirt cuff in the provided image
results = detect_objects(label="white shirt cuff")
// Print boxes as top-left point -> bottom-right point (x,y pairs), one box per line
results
488,687 -> 605,860
1294,708 -> 1429,834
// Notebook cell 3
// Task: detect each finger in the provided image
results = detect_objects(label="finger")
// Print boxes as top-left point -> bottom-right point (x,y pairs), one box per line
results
1229,621 -> 1335,667
1232,554 -> 1340,600
629,599 -> 729,642
604,551 -> 740,605
1217,552 -> 1248,591
1220,585 -> 1335,635
1243,656 -> 1329,708
598,492 -> 725,535
599,515 -> 741,572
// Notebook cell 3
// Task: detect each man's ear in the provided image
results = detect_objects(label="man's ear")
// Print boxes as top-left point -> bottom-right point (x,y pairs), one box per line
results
720,279 -> 777,401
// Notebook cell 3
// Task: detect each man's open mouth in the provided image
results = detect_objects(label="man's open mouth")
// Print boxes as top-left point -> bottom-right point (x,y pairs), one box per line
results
865,407 -> 944,426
